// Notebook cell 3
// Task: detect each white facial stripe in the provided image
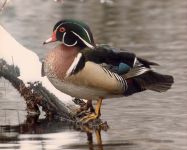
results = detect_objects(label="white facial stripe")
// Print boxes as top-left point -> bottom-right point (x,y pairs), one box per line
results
71,31 -> 94,49
82,26 -> 91,43
62,32 -> 66,43
62,32 -> 78,47
55,21 -> 92,41
54,21 -> 93,47
72,22 -> 92,43
55,22 -> 65,32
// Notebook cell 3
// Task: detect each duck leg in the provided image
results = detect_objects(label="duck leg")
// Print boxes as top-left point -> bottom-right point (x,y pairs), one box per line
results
80,97 -> 103,123
76,99 -> 95,115
95,129 -> 102,146
87,99 -> 95,113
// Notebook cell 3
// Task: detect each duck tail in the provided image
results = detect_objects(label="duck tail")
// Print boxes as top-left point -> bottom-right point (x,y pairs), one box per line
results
133,71 -> 174,92
124,70 -> 174,96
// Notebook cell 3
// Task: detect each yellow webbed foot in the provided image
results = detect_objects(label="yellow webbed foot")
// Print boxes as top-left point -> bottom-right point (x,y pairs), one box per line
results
80,98 -> 103,123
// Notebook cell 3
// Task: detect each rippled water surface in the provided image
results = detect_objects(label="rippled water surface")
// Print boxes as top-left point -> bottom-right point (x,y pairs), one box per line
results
0,0 -> 187,149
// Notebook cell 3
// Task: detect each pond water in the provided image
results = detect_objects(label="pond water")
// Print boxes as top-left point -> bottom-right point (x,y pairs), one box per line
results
0,0 -> 187,149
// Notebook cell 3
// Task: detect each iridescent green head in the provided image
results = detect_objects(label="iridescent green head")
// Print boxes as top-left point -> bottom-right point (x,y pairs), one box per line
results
43,19 -> 96,49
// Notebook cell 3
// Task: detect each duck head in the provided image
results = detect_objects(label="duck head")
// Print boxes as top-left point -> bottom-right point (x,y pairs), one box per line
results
43,19 -> 96,49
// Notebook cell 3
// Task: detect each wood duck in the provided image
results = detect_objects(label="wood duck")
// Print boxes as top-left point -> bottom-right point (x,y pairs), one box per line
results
43,19 -> 174,123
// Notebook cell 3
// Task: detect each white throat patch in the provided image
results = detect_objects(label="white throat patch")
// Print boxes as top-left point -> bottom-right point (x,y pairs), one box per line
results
62,32 -> 78,47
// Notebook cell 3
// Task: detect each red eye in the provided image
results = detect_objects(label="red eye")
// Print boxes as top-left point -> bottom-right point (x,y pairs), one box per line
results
59,27 -> 65,32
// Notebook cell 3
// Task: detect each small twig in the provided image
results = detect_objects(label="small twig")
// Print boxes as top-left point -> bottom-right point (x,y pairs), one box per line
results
0,0 -> 8,12
11,56 -> 17,75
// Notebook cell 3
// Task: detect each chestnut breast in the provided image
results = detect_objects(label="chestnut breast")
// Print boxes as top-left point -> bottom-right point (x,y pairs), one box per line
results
44,44 -> 79,80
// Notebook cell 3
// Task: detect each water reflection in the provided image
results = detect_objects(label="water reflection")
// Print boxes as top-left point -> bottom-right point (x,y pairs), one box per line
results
0,115 -> 109,150
0,114 -> 134,150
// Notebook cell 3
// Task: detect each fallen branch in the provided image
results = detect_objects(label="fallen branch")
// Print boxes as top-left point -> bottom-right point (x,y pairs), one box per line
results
0,59 -> 73,119
0,25 -> 108,129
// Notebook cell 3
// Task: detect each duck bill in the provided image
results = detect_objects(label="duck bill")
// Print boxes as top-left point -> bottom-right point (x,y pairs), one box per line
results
43,32 -> 57,45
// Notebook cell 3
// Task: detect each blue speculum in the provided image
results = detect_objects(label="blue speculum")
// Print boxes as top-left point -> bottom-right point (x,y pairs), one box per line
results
117,63 -> 130,75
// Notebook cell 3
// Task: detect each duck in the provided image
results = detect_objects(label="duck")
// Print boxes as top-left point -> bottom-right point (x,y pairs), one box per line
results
43,19 -> 174,123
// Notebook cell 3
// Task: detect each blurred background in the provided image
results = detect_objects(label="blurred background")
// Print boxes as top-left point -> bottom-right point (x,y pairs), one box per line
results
0,0 -> 187,149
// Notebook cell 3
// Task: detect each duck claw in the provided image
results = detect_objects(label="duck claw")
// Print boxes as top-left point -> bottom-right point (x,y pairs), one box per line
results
79,112 -> 99,124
